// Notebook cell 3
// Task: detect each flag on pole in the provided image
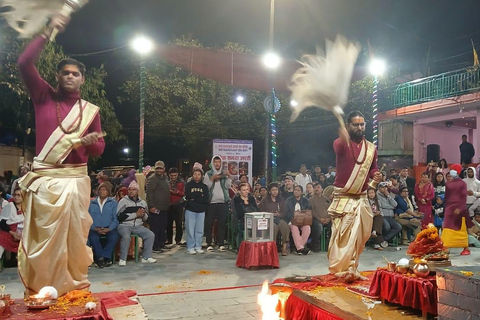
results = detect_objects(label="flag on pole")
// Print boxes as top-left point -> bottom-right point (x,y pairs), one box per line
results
472,39 -> 479,66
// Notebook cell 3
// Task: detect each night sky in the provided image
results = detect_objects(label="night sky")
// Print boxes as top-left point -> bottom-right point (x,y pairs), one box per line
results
6,0 -> 480,171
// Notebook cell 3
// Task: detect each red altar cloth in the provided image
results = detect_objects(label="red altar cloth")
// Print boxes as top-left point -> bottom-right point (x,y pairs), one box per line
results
236,241 -> 279,269
285,292 -> 343,320
1,299 -> 111,320
368,269 -> 437,315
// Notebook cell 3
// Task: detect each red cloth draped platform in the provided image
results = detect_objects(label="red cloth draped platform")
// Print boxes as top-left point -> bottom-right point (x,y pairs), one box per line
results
236,241 -> 279,269
273,270 -> 434,319
1,290 -> 137,319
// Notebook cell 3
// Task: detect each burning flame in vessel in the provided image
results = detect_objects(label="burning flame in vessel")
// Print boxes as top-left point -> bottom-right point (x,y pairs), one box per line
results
257,281 -> 281,320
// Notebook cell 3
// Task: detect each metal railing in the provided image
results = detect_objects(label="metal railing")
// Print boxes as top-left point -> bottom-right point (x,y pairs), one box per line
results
379,66 -> 480,111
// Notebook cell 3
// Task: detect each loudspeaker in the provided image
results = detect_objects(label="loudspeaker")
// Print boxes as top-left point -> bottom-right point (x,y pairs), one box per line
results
427,144 -> 440,163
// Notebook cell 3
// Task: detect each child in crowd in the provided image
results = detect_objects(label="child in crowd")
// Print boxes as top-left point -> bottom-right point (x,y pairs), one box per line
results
433,194 -> 445,232
367,187 -> 384,250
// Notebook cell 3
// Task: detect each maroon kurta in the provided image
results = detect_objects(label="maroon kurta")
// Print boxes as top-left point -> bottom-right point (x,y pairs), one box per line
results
443,178 -> 473,230
333,138 -> 378,191
18,36 -> 104,163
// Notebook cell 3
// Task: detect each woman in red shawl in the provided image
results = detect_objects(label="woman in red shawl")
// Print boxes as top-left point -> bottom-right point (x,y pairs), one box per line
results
0,188 -> 24,258
415,172 -> 435,228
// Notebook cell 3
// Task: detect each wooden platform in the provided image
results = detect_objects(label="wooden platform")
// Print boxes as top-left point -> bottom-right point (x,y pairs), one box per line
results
289,288 -> 427,320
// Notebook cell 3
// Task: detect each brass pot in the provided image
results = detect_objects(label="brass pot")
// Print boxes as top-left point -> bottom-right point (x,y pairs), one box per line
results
413,263 -> 430,277
387,262 -> 397,272
396,265 -> 409,274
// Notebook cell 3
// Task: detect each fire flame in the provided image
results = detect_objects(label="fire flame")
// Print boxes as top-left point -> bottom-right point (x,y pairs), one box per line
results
257,281 -> 280,320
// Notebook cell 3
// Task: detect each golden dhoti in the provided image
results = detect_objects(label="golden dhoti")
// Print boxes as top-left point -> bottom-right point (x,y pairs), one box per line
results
327,191 -> 373,275
18,162 -> 93,296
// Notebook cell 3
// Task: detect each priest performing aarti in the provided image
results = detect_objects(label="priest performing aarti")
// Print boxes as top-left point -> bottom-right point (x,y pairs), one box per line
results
289,37 -> 382,282
6,7 -> 104,295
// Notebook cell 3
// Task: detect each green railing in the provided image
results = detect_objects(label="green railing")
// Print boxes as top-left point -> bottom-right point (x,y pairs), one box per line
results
379,66 -> 480,111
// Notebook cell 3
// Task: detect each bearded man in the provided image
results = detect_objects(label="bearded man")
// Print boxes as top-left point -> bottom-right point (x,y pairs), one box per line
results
327,111 -> 382,282
17,16 -> 105,295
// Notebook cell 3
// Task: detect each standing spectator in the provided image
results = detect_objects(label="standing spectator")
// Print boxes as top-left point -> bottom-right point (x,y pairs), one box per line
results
285,185 -> 312,255
280,175 -> 295,200
377,182 -> 402,247
395,187 -> 422,244
203,155 -> 232,252
325,166 -> 334,179
309,183 -> 332,252
442,166 -> 473,255
463,167 -> 480,213
117,181 -> 156,265
259,183 -> 289,256
295,164 -> 312,194
0,188 -> 24,259
88,182 -> 119,268
232,183 -> 258,247
325,169 -> 336,186
317,173 -> 328,189
146,161 -> 171,252
433,172 -> 446,197
121,169 -> 137,188
415,173 -> 435,228
184,165 -> 209,254
433,194 -> 445,230
10,166 -> 29,193
240,174 -> 253,193
367,187 -> 384,250
460,134 -> 475,165
397,167 -> 416,202
389,168 -> 398,179
167,167 -> 185,245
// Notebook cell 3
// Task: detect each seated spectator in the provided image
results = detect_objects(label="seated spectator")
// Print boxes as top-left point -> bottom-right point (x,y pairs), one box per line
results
394,187 -> 422,244
0,188 -> 24,259
285,185 -> 312,255
389,168 -> 398,179
259,183 -> 289,256
233,183 -> 258,247
88,182 -> 119,268
377,182 -> 402,247
367,187 -> 384,250
117,181 -> 156,266
305,183 -> 315,199
116,186 -> 128,202
387,175 -> 399,195
468,212 -> 480,247
309,183 -> 332,252
0,184 -> 8,213
280,175 -> 295,199
184,165 -> 209,254
317,173 -> 328,189
312,165 -> 323,183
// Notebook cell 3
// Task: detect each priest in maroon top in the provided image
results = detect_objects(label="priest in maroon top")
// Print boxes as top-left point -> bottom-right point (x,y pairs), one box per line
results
17,15 -> 105,296
327,111 -> 382,282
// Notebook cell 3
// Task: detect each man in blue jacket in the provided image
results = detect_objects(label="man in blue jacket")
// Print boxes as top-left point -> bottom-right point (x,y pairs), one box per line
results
88,182 -> 119,268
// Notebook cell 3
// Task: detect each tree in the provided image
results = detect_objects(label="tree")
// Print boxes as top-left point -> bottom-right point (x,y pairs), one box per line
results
118,36 -> 268,166
0,26 -> 124,150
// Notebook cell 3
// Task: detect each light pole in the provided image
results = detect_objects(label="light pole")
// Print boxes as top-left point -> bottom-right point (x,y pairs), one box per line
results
369,59 -> 386,147
263,0 -> 281,183
131,36 -> 153,172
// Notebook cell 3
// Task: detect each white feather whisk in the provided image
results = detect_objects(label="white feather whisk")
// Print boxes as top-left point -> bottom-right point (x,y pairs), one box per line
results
0,0 -> 88,39
289,36 -> 361,128
0,0 -> 64,38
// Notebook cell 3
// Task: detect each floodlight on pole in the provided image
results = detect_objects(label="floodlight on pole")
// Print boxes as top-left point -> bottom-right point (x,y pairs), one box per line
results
131,36 -> 154,55
236,95 -> 245,104
369,59 -> 386,147
290,100 -> 298,108
123,148 -> 129,154
131,36 -> 153,173
263,52 -> 281,69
